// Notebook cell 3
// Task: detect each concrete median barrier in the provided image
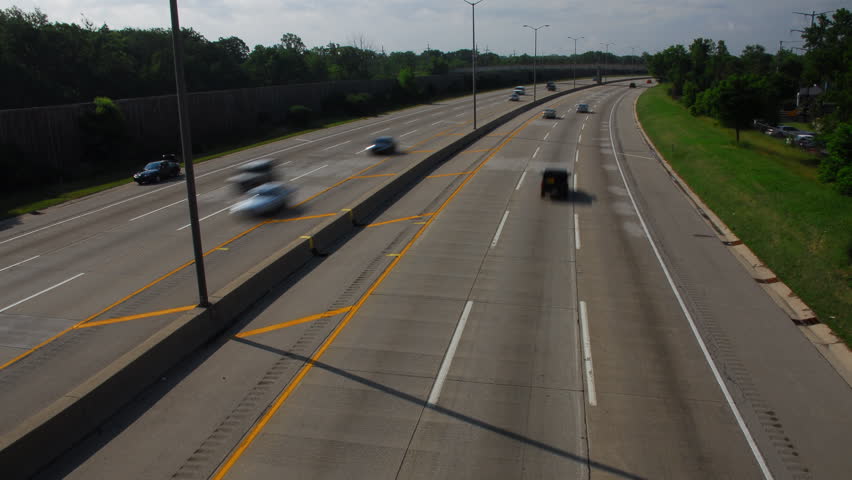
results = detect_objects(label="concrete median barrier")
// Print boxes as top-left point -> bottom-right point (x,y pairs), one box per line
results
0,76 -> 648,479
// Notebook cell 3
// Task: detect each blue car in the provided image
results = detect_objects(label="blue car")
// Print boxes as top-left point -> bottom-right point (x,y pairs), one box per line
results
370,136 -> 397,154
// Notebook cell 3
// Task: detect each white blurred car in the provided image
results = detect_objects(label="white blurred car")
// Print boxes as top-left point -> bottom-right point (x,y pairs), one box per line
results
230,182 -> 295,216
543,108 -> 557,119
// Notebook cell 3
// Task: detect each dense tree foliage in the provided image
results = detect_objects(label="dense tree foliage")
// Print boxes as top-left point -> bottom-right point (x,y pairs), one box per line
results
645,8 -> 851,192
0,6 -> 640,110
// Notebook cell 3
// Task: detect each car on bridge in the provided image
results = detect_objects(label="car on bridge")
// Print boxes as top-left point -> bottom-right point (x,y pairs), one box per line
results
133,155 -> 181,184
370,136 -> 397,154
228,159 -> 276,192
229,182 -> 295,216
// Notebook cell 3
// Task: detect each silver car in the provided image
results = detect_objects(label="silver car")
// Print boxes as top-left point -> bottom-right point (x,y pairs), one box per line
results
230,182 -> 295,216
576,103 -> 590,113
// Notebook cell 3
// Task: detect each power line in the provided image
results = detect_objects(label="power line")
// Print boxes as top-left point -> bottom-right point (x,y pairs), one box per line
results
793,10 -> 834,27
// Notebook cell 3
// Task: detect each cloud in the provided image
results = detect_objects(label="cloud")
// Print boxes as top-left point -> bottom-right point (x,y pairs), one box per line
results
6,0 -> 848,56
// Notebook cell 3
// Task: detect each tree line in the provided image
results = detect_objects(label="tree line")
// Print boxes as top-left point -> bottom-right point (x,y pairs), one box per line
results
644,8 -> 852,195
0,6 -> 639,110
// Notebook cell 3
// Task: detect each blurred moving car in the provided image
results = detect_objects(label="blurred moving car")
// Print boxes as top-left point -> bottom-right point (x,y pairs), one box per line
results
509,93 -> 520,101
514,86 -> 526,95
228,159 -> 275,192
370,136 -> 397,154
541,168 -> 569,199
629,82 -> 637,88
576,103 -> 590,113
229,182 -> 295,216
543,108 -> 557,119
133,155 -> 181,184
546,81 -> 556,91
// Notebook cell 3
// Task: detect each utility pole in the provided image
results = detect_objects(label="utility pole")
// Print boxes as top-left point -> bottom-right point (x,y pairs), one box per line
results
600,42 -> 614,83
168,0 -> 209,307
461,0 -> 484,129
523,24 -> 550,101
794,10 -> 834,27
567,36 -> 584,89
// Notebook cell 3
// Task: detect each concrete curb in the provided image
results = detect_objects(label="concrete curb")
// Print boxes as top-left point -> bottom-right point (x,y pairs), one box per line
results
0,77 -> 647,479
630,91 -> 852,388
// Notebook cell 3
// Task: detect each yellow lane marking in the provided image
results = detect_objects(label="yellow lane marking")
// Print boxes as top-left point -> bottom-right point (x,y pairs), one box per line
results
351,173 -> 397,179
387,254 -> 401,257
77,305 -> 198,329
0,120 -> 472,371
212,111 -> 541,480
217,247 -> 229,251
236,306 -> 353,338
265,212 -> 337,224
413,222 -> 427,224
426,171 -> 473,179
366,213 -> 434,228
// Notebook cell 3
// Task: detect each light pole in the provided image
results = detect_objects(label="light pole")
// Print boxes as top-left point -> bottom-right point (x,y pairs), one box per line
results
567,36 -> 584,89
523,24 -> 549,101
169,0 -> 209,307
600,42 -> 614,83
462,0 -> 484,129
629,46 -> 638,74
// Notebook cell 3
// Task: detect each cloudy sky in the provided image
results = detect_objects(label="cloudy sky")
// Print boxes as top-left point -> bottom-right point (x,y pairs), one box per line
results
7,1 -> 846,57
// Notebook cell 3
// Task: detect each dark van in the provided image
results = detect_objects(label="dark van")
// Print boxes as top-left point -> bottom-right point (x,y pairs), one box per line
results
541,168 -> 569,199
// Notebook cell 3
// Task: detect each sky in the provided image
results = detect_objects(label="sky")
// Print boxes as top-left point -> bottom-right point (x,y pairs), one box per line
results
5,1 -> 847,57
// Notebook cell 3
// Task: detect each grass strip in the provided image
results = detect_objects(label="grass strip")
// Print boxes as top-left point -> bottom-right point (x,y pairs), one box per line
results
637,84 -> 851,346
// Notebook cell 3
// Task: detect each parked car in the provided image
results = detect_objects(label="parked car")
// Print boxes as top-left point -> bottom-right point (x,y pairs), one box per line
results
576,103 -> 590,113
133,155 -> 181,184
228,159 -> 275,192
794,134 -> 817,148
774,125 -> 801,138
509,93 -> 520,101
370,136 -> 397,154
541,168 -> 569,199
543,108 -> 557,119
229,182 -> 295,216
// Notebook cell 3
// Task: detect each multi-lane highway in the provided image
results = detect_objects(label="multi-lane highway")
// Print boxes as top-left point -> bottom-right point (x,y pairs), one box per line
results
26,81 -> 852,479
0,80 -> 580,433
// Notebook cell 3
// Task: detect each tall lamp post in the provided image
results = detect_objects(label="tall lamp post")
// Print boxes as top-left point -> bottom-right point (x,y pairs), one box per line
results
600,42 -> 614,83
169,0 -> 209,307
523,24 -> 549,101
567,36 -> 584,89
462,0 -> 484,129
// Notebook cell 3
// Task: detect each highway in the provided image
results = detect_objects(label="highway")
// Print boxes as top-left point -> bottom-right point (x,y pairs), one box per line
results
0,80 -> 578,433
32,81 -> 852,479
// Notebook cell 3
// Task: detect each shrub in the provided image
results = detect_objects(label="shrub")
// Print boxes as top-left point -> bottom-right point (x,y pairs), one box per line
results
818,122 -> 852,188
287,105 -> 312,127
79,96 -> 127,163
344,92 -> 373,116
835,166 -> 852,196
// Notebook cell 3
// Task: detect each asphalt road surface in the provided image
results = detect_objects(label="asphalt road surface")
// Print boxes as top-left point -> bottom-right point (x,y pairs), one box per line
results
0,79 -> 585,433
23,81 -> 852,479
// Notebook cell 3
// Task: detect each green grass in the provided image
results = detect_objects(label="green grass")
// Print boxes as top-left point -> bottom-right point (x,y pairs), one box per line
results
637,85 -> 852,346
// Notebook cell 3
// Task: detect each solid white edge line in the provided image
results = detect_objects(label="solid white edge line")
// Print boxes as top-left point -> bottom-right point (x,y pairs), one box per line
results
427,300 -> 474,406
607,93 -> 774,480
0,272 -> 85,313
177,204 -> 233,231
491,210 -> 510,248
579,300 -> 597,406
578,134 -> 583,144
129,197 -> 189,222
575,150 -> 580,163
574,213 -> 581,250
289,164 -> 328,182
0,255 -> 40,273
532,146 -> 541,159
515,171 -> 527,191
